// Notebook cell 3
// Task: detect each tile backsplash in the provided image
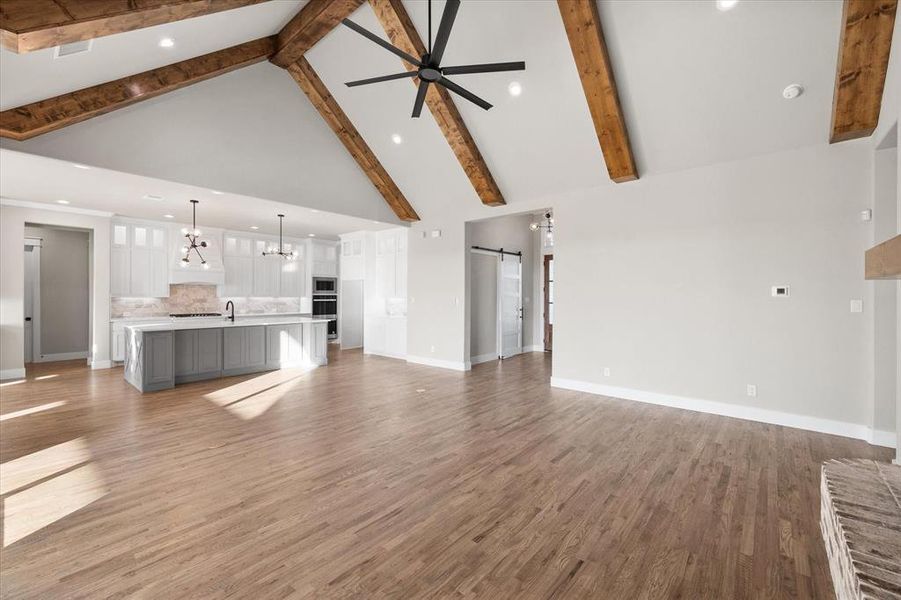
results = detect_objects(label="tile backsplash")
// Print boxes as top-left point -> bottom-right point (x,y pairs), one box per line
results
111,284 -> 302,319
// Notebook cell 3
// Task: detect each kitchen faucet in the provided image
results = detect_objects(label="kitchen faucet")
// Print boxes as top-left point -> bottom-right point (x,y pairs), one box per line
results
225,300 -> 235,322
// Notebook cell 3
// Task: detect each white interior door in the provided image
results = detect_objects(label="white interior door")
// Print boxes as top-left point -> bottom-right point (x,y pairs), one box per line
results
23,240 -> 41,363
497,255 -> 522,359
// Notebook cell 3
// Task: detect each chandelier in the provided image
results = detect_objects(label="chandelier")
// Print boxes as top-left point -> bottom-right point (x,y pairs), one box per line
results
529,212 -> 554,242
262,214 -> 298,260
180,199 -> 209,269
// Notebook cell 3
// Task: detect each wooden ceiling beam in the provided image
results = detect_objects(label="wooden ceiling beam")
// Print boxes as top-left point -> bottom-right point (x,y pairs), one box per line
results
830,0 -> 898,143
369,0 -> 505,207
287,58 -> 420,222
557,0 -> 637,183
0,0 -> 269,54
0,36 -> 276,141
865,234 -> 901,280
270,0 -> 365,68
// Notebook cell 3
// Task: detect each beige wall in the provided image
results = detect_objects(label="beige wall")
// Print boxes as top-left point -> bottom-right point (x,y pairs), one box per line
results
0,203 -> 111,378
25,225 -> 91,356
407,141 -> 886,443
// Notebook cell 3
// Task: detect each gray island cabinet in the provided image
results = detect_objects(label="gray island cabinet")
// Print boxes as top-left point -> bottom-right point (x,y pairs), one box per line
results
124,318 -> 328,393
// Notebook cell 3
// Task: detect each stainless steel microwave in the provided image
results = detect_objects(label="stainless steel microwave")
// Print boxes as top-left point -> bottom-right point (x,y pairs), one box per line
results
312,277 -> 337,293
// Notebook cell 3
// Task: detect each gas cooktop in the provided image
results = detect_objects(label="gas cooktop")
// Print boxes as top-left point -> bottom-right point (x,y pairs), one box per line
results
169,313 -> 223,318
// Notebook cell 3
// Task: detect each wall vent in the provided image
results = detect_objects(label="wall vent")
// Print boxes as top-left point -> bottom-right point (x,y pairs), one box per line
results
54,39 -> 93,58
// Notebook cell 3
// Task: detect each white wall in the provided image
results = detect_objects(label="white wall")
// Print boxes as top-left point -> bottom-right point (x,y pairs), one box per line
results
24,225 -> 91,357
0,202 -> 112,378
408,141 -> 886,442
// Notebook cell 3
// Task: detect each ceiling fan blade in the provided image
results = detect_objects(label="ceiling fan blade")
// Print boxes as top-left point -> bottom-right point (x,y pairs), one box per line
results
430,0 -> 460,66
342,18 -> 422,67
346,71 -> 417,87
441,61 -> 525,75
436,76 -> 492,111
412,80 -> 430,118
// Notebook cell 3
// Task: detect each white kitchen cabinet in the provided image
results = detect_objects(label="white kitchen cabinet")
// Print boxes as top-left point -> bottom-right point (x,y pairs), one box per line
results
310,239 -> 338,277
280,257 -> 303,298
222,234 -> 305,299
111,220 -> 169,298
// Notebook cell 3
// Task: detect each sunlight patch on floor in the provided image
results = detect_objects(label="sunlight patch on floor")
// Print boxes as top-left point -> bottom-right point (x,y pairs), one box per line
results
34,374 -> 59,381
0,437 -> 89,495
203,367 -> 311,420
0,379 -> 25,387
3,463 -> 107,547
0,400 -> 66,422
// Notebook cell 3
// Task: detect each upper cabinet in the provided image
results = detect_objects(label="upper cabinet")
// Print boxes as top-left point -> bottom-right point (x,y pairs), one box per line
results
221,233 -> 306,299
310,240 -> 338,278
375,229 -> 407,300
110,220 -> 169,298
339,234 -> 366,281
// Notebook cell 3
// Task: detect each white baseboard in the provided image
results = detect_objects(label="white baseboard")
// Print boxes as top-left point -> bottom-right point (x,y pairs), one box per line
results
91,359 -> 113,370
524,345 -> 545,353
551,377 -> 897,449
870,429 -> 896,448
35,351 -> 89,363
364,349 -> 407,361
0,368 -> 26,381
406,355 -> 471,371
471,352 -> 497,365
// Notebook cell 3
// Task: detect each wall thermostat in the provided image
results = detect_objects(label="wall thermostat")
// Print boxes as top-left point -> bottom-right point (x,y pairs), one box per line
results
771,286 -> 790,297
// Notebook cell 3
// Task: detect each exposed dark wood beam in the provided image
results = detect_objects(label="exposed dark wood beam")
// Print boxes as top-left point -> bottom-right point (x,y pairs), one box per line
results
830,0 -> 898,143
557,0 -> 637,183
0,36 -> 276,141
270,0 -> 365,68
865,234 -> 901,279
287,58 -> 419,222
369,0 -> 505,207
0,0 -> 269,54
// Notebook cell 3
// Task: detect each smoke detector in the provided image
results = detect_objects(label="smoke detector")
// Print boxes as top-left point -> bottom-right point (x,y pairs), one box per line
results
782,84 -> 804,100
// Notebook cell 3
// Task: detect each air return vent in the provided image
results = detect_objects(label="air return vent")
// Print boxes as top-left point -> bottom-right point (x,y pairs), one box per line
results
54,39 -> 93,58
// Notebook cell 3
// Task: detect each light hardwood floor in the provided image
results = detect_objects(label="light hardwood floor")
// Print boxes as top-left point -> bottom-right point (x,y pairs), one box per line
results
0,349 -> 892,599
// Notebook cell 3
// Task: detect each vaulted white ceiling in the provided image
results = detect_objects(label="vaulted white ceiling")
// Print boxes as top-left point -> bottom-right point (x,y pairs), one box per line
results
0,0 -> 849,227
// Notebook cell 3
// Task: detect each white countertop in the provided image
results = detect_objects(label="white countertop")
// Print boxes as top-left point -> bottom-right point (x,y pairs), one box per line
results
111,312 -> 312,323
124,316 -> 329,333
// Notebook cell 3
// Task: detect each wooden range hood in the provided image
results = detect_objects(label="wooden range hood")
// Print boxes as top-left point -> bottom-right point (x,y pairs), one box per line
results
865,234 -> 901,279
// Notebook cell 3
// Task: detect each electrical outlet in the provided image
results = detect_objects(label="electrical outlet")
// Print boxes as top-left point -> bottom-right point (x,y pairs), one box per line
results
603,367 -> 611,377
850,299 -> 863,313
747,384 -> 757,397
860,209 -> 872,222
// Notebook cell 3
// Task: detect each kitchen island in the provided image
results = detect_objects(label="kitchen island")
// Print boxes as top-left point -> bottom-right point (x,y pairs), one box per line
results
124,317 -> 329,392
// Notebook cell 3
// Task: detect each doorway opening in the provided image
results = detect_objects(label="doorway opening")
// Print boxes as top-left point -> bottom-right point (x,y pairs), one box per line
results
23,224 -> 91,364
466,209 -> 552,365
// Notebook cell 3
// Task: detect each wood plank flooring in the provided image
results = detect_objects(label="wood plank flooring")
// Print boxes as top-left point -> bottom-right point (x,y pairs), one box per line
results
0,349 -> 892,599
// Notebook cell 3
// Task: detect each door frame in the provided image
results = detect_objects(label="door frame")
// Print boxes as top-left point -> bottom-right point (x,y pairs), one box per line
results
543,253 -> 553,352
24,237 -> 42,363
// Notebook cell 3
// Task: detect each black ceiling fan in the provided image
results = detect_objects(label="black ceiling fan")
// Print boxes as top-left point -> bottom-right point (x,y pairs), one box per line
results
341,0 -> 525,118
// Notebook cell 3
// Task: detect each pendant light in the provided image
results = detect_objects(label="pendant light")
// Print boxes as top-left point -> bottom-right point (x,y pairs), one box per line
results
262,214 -> 298,260
529,211 -> 554,243
180,199 -> 210,269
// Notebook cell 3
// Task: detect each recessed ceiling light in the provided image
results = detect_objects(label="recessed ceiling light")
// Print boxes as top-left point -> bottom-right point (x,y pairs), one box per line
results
159,37 -> 175,48
716,0 -> 738,10
508,81 -> 522,97
250,226 -> 259,230
210,190 -> 224,195
391,133 -> 403,144
308,233 -> 316,237
56,200 -> 70,205
782,84 -> 804,99
311,208 -> 319,213
71,163 -> 90,170
143,194 -> 163,201
163,214 -> 174,219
